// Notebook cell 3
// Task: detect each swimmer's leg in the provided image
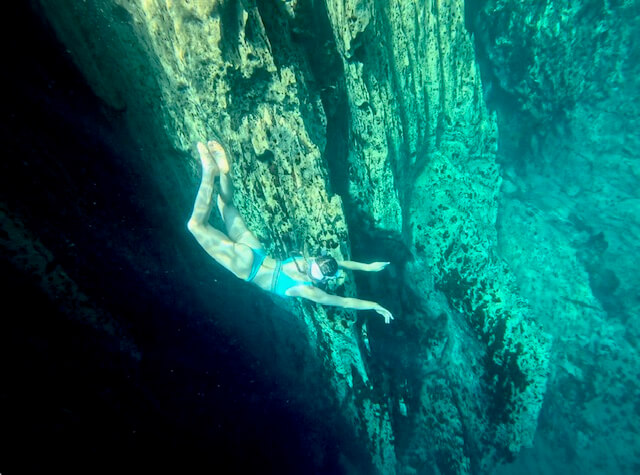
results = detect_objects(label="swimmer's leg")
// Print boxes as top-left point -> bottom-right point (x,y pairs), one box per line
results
208,141 -> 262,249
187,142 -> 245,275
188,142 -> 218,226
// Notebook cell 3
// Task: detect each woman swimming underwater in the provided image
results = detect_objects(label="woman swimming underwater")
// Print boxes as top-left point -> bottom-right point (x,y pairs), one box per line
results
187,140 -> 393,323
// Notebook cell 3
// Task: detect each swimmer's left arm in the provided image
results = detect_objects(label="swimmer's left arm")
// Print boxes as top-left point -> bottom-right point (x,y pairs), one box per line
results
338,260 -> 390,272
289,285 -> 394,323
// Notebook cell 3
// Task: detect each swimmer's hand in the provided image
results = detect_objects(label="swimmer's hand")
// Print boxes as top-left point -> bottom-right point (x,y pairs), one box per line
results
367,261 -> 390,272
375,305 -> 394,324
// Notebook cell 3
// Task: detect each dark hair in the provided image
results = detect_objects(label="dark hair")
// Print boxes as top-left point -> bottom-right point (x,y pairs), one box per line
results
316,256 -> 338,277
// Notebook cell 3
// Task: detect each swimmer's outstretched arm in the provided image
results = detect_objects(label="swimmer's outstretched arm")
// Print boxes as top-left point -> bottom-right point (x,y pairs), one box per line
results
338,260 -> 390,272
289,285 -> 394,324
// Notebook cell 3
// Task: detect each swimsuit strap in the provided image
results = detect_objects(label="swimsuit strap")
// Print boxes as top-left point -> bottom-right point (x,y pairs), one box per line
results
271,260 -> 283,293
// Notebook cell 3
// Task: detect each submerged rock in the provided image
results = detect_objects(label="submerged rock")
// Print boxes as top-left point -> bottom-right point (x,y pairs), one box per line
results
471,0 -> 640,472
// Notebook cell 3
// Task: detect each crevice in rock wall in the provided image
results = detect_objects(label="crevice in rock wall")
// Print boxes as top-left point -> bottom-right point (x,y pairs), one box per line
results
254,0 -> 328,155
303,12 -> 350,201
322,0 -> 412,290
278,0 -> 351,200
217,0 -> 243,62
254,0 -> 296,69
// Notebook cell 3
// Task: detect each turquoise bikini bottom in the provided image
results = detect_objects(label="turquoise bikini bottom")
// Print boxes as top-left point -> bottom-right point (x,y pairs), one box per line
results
245,247 -> 267,282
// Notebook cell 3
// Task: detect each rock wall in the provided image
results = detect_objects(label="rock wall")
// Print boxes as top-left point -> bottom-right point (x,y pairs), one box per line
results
34,0 -> 552,473
320,0 -> 550,472
470,0 -> 640,472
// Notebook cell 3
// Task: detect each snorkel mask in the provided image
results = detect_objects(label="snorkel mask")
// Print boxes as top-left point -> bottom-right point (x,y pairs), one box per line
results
309,258 -> 343,283
310,260 -> 328,282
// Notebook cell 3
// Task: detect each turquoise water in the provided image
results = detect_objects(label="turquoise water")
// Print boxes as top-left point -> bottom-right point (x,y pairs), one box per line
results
2,2 -> 639,474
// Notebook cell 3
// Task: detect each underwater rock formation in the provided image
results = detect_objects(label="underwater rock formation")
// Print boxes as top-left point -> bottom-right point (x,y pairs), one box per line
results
31,0 -> 554,473
470,0 -> 640,472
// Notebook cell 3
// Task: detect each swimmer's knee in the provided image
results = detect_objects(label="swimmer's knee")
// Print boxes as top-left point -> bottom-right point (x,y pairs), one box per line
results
187,218 -> 203,235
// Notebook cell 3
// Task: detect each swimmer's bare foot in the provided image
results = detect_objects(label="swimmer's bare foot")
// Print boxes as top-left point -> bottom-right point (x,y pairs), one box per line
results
208,140 -> 230,174
197,141 -> 219,174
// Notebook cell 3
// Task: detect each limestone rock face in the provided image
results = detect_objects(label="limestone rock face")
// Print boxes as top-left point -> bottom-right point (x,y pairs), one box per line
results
34,0 -> 551,473
471,0 -> 640,472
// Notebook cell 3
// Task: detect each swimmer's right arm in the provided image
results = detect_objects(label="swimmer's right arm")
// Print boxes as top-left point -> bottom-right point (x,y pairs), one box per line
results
290,285 -> 394,323
338,260 -> 390,272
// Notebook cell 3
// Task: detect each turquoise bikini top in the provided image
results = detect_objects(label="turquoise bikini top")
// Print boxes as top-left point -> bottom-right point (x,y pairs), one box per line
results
245,248 -> 313,297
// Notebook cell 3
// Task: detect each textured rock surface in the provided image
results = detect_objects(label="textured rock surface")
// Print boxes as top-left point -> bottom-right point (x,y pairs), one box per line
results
321,0 -> 551,472
471,0 -> 640,472
29,0 -> 553,473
